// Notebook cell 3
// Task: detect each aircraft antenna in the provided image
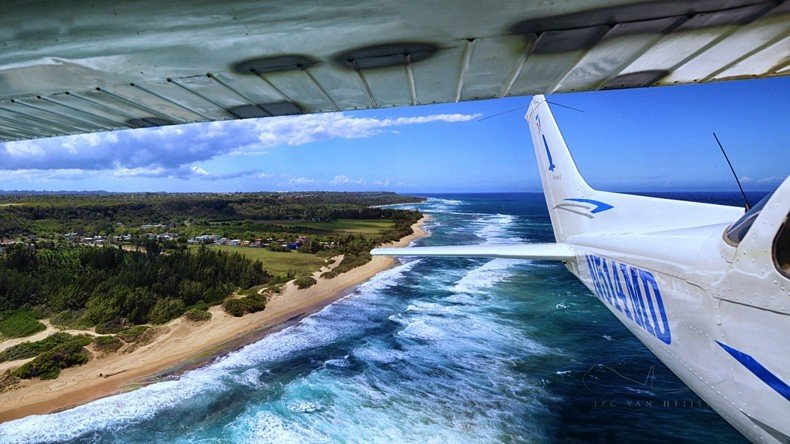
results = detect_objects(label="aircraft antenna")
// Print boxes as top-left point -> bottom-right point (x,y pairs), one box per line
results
477,100 -> 582,122
713,132 -> 750,211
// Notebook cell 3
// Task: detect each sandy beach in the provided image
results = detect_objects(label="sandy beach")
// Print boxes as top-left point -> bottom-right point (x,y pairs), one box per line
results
0,216 -> 428,422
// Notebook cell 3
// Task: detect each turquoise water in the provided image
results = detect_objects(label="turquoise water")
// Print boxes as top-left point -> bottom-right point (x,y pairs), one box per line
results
0,194 -> 746,443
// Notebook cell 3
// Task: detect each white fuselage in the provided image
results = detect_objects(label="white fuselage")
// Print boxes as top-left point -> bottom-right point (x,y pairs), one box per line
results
566,222 -> 789,443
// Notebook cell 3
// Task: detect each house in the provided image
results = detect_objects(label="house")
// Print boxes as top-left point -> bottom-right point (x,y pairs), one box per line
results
241,240 -> 250,247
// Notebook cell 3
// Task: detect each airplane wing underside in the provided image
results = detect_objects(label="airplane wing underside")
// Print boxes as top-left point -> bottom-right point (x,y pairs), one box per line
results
1,0 -> 788,142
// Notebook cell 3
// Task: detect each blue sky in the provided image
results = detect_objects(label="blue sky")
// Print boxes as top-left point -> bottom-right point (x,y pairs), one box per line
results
1,77 -> 787,193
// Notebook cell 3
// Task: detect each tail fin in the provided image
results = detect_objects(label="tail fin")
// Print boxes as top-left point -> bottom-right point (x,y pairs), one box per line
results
526,95 -> 595,242
526,95 -> 743,241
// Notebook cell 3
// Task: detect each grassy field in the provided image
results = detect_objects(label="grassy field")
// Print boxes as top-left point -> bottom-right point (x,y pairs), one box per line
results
268,219 -> 395,234
192,245 -> 327,276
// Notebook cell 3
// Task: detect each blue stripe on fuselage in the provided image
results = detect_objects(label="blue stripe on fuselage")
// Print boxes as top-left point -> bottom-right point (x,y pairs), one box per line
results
716,341 -> 790,402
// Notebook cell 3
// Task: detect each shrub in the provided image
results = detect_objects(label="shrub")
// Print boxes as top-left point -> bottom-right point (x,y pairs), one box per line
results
93,335 -> 123,353
0,332 -> 74,362
117,326 -> 150,343
241,294 -> 265,313
50,310 -> 90,329
294,275 -> 317,289
223,299 -> 245,317
0,370 -> 20,392
189,301 -> 212,312
95,319 -> 124,334
0,310 -> 46,339
12,336 -> 92,380
184,308 -> 211,322
148,298 -> 185,324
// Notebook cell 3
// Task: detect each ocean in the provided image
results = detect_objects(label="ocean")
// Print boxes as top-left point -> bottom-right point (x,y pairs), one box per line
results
0,192 -> 759,443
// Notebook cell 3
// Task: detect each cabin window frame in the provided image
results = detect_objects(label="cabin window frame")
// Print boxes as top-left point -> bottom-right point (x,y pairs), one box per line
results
723,192 -> 774,247
772,212 -> 790,279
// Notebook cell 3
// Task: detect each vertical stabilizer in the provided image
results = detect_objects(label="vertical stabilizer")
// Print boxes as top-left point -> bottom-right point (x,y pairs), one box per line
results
526,95 -> 595,242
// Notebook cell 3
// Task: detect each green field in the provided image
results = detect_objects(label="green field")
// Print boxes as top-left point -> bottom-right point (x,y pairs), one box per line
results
192,245 -> 327,276
269,219 -> 395,234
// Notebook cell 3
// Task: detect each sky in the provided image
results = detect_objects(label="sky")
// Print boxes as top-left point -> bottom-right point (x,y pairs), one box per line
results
0,77 -> 787,193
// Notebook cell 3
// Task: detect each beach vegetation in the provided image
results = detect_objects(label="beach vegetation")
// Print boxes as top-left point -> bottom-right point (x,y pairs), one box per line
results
188,301 -> 214,311
94,319 -> 125,334
294,275 -> 317,289
148,298 -> 186,325
0,310 -> 46,339
321,253 -> 371,279
50,310 -> 91,329
223,299 -> 246,317
240,294 -> 266,313
116,325 -> 150,343
0,370 -> 19,392
0,332 -> 75,362
184,308 -> 211,322
11,335 -> 92,379
92,335 -> 123,353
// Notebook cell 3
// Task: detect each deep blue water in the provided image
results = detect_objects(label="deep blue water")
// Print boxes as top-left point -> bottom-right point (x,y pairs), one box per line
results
0,192 -> 755,443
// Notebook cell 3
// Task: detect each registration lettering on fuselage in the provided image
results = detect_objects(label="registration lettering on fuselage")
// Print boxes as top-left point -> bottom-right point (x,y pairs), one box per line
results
584,254 -> 672,344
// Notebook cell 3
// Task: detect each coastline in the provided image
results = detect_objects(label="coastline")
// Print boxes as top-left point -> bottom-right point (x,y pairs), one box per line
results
0,216 -> 428,423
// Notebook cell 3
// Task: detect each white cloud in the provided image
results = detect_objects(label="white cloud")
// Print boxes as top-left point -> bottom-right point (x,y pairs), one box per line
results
4,140 -> 45,158
0,168 -> 95,181
373,178 -> 391,186
238,112 -> 481,155
287,176 -> 316,185
756,176 -> 784,185
0,111 -> 479,180
191,165 -> 209,176
330,175 -> 365,185
741,175 -> 784,186
112,166 -> 168,178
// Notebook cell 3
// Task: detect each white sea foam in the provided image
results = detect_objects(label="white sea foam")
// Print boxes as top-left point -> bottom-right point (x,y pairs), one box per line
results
396,319 -> 446,341
235,368 -> 264,388
451,258 -> 520,294
285,400 -> 324,413
323,356 -> 350,368
227,410 -> 329,443
472,213 -> 520,245
352,344 -> 406,364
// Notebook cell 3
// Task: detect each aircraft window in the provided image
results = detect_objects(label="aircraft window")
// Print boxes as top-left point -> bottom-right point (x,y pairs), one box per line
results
773,213 -> 790,279
723,191 -> 774,247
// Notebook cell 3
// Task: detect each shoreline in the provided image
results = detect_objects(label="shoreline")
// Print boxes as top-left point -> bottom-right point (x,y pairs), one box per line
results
0,216 -> 429,423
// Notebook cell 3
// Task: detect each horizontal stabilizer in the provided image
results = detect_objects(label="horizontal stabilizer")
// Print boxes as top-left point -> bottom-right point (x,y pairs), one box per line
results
371,243 -> 575,261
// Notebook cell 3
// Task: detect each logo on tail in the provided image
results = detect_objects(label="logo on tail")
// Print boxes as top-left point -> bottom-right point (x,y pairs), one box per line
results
554,198 -> 613,218
542,135 -> 556,172
536,115 -> 556,172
